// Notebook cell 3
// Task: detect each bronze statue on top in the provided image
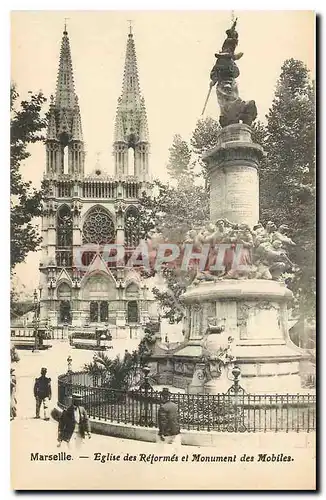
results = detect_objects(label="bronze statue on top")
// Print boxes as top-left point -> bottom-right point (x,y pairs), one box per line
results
203,19 -> 257,127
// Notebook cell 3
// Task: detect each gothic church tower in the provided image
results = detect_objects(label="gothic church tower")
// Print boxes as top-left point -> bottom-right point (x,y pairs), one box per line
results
39,25 -> 157,339
114,26 -> 150,179
46,26 -> 85,179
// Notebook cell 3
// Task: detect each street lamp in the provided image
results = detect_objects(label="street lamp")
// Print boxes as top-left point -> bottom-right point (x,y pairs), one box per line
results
139,365 -> 152,426
33,289 -> 39,352
67,355 -> 72,373
232,365 -> 241,394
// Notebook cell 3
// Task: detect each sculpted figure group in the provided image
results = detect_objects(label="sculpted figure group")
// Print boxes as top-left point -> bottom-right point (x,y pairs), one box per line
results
184,218 -> 296,283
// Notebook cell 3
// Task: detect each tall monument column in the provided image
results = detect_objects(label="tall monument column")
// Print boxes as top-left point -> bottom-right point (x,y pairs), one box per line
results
204,124 -> 263,228
170,18 -> 305,394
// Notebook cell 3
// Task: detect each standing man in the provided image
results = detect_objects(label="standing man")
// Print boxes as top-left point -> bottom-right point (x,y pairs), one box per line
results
157,388 -> 181,451
57,393 -> 91,450
34,367 -> 52,420
10,368 -> 17,421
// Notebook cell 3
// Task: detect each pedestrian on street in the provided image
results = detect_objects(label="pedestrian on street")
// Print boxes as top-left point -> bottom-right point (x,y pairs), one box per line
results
34,367 -> 52,420
10,368 -> 17,421
57,393 -> 91,450
157,388 -> 181,451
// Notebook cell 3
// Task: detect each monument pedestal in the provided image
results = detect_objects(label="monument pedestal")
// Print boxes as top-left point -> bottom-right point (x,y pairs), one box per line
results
151,123 -> 306,394
182,279 -> 304,393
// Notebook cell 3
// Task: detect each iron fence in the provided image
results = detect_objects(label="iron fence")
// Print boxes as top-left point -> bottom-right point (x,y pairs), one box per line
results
58,372 -> 316,433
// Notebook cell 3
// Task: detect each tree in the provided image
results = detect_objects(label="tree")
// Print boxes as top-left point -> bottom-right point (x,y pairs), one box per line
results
10,84 -> 47,271
84,350 -> 139,391
191,117 -> 220,156
138,130 -> 210,321
259,59 -> 315,323
191,117 -> 221,186
166,134 -> 192,181
84,332 -> 158,390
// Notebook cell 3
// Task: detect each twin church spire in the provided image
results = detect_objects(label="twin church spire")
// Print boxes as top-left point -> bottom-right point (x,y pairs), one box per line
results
46,25 -> 149,180
114,28 -> 150,178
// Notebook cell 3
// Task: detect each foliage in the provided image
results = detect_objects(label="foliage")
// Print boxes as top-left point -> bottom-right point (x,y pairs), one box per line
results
137,330 -> 157,365
137,121 -> 216,321
152,267 -> 194,324
84,350 -> 139,391
191,117 -> 221,155
191,117 -> 221,186
137,178 -> 209,322
11,299 -> 34,319
10,84 -> 47,271
166,134 -> 193,181
259,59 -> 315,321
84,325 -> 160,389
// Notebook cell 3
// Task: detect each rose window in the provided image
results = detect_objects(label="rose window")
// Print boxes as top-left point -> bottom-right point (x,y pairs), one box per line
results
82,207 -> 115,245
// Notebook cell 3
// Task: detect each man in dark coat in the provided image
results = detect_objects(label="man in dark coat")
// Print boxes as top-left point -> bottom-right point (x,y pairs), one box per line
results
57,393 -> 91,449
157,388 -> 181,449
34,367 -> 52,420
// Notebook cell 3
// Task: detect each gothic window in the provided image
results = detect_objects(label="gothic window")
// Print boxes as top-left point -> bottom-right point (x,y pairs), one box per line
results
128,147 -> 135,175
82,207 -> 115,245
124,206 -> 140,248
127,300 -> 139,324
89,301 -> 109,323
63,146 -> 69,174
125,282 -> 139,299
100,301 -> 108,322
57,205 -> 73,247
57,284 -> 71,324
57,205 -> 73,267
59,300 -> 71,324
90,301 -> 99,322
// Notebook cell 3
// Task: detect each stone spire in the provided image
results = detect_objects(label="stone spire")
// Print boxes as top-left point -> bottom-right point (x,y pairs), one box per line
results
71,95 -> 83,141
55,26 -> 76,110
45,25 -> 85,178
46,95 -> 57,141
113,28 -> 150,179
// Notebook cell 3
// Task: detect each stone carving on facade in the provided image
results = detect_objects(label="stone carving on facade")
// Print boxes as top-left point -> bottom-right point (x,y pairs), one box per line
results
209,19 -> 257,127
237,301 -> 279,335
184,362 -> 195,375
72,274 -> 81,289
183,218 -> 296,283
114,201 -> 127,215
42,200 -> 58,216
71,200 -> 82,216
47,278 -> 56,289
201,331 -> 236,382
174,361 -> 184,374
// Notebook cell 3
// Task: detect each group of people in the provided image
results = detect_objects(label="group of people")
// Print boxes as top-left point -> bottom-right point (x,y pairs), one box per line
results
12,365 -> 181,450
184,218 -> 296,282
33,367 -> 91,448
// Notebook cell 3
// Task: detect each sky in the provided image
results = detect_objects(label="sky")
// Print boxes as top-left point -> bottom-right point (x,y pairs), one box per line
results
11,10 -> 315,295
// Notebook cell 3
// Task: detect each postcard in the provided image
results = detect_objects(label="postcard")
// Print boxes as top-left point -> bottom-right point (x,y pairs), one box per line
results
10,10 -> 316,490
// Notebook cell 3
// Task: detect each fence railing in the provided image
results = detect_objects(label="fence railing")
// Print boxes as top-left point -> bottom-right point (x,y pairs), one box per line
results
58,372 -> 316,433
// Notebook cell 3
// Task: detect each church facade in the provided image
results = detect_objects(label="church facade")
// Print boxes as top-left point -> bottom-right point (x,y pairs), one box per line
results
39,26 -> 158,339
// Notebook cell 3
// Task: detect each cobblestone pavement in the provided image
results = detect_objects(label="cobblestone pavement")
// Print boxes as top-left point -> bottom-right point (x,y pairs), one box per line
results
11,341 -> 316,490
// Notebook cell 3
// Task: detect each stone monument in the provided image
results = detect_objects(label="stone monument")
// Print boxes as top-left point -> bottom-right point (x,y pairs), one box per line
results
152,19 -> 305,394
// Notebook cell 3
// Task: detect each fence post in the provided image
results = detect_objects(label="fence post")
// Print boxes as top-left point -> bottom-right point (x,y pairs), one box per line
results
226,364 -> 246,432
138,366 -> 153,426
143,366 -> 150,426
